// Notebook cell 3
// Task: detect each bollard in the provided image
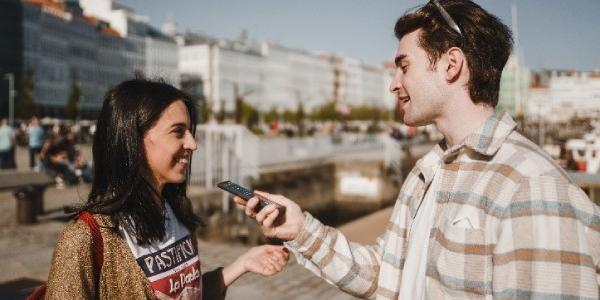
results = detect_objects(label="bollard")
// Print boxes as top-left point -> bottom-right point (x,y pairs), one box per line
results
14,185 -> 38,224
32,185 -> 45,215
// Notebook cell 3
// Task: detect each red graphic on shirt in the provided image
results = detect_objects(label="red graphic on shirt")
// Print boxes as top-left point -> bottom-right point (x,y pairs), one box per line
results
152,261 -> 202,300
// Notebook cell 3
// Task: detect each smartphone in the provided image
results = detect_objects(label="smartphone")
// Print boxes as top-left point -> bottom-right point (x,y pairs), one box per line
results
217,180 -> 285,214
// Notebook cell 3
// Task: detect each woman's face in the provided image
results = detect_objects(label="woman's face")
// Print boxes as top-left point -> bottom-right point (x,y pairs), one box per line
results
143,100 -> 197,191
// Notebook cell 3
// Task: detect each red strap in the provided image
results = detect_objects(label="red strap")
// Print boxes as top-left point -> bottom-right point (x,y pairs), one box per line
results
25,285 -> 46,300
26,212 -> 104,300
79,212 -> 104,275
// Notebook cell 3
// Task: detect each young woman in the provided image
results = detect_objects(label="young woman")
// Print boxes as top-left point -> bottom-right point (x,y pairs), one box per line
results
45,79 -> 288,299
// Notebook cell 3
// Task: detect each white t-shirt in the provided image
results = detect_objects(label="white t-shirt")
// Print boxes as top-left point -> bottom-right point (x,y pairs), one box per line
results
398,163 -> 442,300
119,203 -> 202,300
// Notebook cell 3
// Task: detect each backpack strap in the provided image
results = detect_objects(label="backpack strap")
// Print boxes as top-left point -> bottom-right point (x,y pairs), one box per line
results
26,212 -> 104,300
78,211 -> 104,276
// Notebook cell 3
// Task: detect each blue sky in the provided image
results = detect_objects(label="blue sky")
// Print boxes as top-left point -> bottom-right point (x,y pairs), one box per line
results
119,0 -> 600,71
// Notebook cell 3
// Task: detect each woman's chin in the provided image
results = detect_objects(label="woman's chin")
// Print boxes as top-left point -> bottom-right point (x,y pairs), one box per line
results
166,174 -> 186,184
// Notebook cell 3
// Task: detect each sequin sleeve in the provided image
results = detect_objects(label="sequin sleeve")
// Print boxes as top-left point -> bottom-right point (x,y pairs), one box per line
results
46,220 -> 97,299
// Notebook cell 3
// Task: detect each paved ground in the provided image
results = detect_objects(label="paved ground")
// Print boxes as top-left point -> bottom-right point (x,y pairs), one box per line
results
1,146 -> 400,299
0,183 -> 370,300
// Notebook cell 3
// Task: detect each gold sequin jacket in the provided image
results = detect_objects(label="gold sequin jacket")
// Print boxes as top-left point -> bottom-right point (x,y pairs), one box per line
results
45,214 -> 226,299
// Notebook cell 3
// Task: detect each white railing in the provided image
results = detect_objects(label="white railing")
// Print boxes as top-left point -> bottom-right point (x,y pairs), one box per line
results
190,124 -> 259,212
258,133 -> 387,167
384,135 -> 403,174
189,126 -> 431,212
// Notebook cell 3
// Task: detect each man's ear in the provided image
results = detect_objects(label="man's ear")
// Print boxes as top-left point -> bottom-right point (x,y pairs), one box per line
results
445,47 -> 464,82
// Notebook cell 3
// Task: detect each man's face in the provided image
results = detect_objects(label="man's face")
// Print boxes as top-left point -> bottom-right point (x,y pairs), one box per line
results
389,29 -> 445,126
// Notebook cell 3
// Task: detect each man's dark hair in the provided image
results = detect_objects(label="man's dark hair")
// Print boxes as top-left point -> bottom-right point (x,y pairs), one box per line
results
73,79 -> 201,245
46,139 -> 71,158
394,0 -> 513,107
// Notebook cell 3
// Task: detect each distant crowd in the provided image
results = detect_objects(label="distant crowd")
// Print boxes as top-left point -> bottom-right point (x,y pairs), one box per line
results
0,117 -> 93,188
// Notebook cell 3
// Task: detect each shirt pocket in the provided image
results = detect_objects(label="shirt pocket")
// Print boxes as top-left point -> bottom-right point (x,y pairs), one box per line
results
429,220 -> 492,299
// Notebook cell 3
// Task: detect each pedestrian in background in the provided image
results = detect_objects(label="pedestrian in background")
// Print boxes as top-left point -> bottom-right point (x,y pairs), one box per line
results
27,116 -> 45,170
0,118 -> 15,169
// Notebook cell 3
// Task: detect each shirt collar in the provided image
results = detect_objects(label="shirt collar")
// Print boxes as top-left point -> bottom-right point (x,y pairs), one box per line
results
455,111 -> 516,157
414,142 -> 445,185
414,111 -> 516,181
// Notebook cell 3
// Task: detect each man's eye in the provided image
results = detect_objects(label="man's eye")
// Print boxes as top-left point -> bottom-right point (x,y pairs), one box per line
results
173,129 -> 185,137
401,65 -> 408,73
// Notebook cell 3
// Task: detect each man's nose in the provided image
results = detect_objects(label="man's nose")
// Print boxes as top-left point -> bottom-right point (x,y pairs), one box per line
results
389,70 -> 403,94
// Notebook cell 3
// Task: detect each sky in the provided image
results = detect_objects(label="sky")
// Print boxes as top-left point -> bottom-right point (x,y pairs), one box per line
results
118,0 -> 600,71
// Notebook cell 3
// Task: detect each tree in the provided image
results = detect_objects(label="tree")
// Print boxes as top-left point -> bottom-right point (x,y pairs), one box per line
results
346,105 -> 379,121
310,101 -> 338,121
15,70 -> 35,119
296,101 -> 306,136
232,83 -> 254,125
216,99 -> 226,123
241,101 -> 259,129
200,100 -> 211,124
264,106 -> 279,124
281,108 -> 297,123
66,80 -> 81,120
180,75 -> 207,123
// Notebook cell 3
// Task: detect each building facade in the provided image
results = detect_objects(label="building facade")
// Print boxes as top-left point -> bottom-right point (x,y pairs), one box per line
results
548,70 -> 600,118
145,27 -> 179,86
0,0 -> 23,120
0,0 -> 178,119
178,33 -> 392,115
498,54 -> 531,117
526,70 -> 600,123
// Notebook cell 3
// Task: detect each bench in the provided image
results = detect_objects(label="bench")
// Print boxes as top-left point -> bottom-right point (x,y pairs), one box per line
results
0,170 -> 54,190
0,170 -> 54,224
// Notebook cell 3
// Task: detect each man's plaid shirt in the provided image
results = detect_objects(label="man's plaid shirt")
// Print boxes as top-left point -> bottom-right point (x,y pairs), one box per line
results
286,112 -> 600,299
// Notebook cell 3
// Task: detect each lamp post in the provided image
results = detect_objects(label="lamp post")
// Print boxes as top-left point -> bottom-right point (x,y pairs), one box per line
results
4,73 -> 15,126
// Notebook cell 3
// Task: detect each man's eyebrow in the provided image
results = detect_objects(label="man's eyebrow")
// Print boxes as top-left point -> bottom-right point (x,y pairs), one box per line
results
394,54 -> 408,67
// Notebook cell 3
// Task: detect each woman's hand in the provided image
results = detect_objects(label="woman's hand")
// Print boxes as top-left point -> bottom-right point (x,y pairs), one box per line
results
240,245 -> 289,276
222,245 -> 289,286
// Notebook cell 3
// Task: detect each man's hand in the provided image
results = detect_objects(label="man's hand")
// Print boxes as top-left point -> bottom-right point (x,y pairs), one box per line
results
233,190 -> 305,241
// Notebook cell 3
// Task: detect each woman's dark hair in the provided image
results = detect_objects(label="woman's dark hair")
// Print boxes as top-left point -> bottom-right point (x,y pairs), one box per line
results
75,79 -> 201,245
394,0 -> 513,107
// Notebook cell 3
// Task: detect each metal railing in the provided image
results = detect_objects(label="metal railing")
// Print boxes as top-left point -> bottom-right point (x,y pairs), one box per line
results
258,133 -> 388,167
188,125 -> 433,212
190,124 -> 259,212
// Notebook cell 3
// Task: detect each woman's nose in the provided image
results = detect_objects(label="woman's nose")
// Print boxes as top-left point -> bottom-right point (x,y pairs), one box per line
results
184,131 -> 197,151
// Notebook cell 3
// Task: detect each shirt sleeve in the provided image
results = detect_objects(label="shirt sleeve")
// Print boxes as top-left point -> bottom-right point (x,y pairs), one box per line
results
492,176 -> 600,298
202,267 -> 227,300
284,212 -> 385,298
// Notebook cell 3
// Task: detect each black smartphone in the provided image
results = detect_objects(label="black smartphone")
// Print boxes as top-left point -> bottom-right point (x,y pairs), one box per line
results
217,180 -> 285,214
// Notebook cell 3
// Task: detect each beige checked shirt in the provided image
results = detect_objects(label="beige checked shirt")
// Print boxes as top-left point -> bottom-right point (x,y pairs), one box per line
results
286,112 -> 600,299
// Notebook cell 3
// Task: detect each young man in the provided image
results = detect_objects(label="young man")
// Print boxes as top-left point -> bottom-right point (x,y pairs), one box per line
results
0,118 -> 15,169
27,116 -> 45,170
236,0 -> 600,298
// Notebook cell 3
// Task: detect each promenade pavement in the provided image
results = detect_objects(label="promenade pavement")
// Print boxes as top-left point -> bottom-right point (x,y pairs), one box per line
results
0,183 -> 372,300
1,145 -> 400,299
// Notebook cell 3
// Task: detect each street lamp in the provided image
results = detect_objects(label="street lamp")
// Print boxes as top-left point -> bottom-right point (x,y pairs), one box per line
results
4,73 -> 15,126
